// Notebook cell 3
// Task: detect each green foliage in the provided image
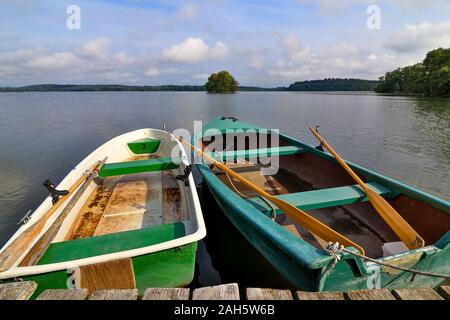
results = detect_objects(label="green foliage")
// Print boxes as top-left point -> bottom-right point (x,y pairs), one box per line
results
375,48 -> 450,96
288,78 -> 378,91
205,71 -> 239,93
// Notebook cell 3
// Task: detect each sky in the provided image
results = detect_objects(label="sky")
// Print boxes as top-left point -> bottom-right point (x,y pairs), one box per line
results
0,0 -> 449,87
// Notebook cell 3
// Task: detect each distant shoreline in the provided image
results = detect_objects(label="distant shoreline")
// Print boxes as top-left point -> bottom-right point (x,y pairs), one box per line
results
0,79 -> 379,92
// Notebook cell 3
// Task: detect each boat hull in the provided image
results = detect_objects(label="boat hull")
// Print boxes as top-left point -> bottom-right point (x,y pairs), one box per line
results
0,128 -> 206,297
197,117 -> 450,291
19,242 -> 197,299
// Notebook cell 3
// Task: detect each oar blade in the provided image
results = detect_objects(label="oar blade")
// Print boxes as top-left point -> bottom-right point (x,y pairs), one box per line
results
309,126 -> 425,251
0,227 -> 41,272
365,188 -> 425,249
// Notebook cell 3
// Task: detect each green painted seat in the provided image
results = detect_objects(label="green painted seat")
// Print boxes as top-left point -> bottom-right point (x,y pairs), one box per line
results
38,222 -> 185,264
99,157 -> 179,177
127,138 -> 161,154
209,145 -> 305,160
246,182 -> 391,215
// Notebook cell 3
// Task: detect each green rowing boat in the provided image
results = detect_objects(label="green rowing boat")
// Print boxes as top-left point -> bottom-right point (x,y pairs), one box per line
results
196,117 -> 449,291
0,129 -> 206,299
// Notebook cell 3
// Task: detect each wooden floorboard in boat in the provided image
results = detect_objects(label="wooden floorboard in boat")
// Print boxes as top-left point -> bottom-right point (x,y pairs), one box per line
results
281,222 -> 329,249
161,171 -> 185,223
94,172 -> 163,236
277,206 -> 385,257
69,165 -> 184,240
68,177 -> 120,240
217,170 -> 289,197
216,161 -> 310,197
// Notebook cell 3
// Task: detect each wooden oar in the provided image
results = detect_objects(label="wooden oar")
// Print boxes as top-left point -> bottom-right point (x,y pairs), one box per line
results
309,127 -> 425,250
179,138 -> 365,255
20,157 -> 108,266
0,159 -> 106,272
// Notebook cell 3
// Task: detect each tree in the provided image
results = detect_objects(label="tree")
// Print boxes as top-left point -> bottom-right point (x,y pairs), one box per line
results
375,47 -> 450,96
205,71 -> 239,93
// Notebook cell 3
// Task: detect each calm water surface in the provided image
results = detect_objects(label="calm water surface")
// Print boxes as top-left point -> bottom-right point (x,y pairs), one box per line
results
0,92 -> 449,286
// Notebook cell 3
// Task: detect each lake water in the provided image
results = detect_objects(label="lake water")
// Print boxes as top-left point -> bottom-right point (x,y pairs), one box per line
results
0,91 -> 449,287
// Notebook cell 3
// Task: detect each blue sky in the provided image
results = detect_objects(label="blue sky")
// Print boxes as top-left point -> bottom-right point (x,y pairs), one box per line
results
0,0 -> 449,86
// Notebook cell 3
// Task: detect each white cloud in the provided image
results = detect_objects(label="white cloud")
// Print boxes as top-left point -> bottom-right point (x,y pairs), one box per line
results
282,35 -> 312,63
192,73 -> 209,80
25,52 -> 78,69
394,0 -> 448,10
297,0 -> 447,11
268,35 -> 398,81
145,67 -> 180,77
145,67 -> 160,77
161,37 -> 228,63
177,4 -> 199,20
113,51 -> 136,64
209,41 -> 228,59
81,37 -> 111,60
0,38 -> 139,84
297,0 -> 371,11
384,21 -> 450,53
249,56 -> 264,69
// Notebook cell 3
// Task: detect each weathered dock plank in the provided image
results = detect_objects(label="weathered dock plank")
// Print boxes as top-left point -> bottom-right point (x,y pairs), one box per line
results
345,289 -> 396,300
296,291 -> 345,300
37,289 -> 88,300
437,286 -> 450,300
392,288 -> 444,300
88,289 -> 138,300
142,288 -> 190,300
0,281 -> 37,300
192,283 -> 240,300
246,288 -> 293,300
2,280 -> 447,301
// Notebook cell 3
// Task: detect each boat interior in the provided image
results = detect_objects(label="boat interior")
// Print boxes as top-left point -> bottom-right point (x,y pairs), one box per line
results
202,132 -> 450,258
20,134 -> 195,267
61,133 -> 194,243
66,155 -> 187,241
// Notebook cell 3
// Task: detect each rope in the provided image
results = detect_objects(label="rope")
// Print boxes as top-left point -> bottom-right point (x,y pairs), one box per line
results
210,147 -> 278,221
322,242 -> 344,277
84,169 -> 99,178
222,167 -> 277,220
325,242 -> 450,279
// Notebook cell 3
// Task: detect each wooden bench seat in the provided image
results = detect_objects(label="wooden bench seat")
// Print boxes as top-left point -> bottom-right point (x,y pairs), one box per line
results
246,182 -> 391,215
99,157 -> 179,177
208,146 -> 305,161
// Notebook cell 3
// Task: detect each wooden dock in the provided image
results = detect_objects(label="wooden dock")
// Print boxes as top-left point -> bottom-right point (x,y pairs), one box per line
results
0,282 -> 448,300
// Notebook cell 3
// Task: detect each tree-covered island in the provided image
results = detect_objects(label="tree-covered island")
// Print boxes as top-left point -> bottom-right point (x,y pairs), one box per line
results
205,71 -> 239,93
